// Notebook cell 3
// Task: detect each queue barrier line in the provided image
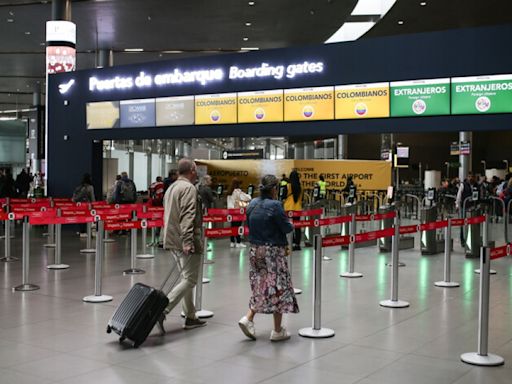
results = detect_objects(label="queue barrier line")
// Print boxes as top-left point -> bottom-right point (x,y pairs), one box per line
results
490,243 -> 512,260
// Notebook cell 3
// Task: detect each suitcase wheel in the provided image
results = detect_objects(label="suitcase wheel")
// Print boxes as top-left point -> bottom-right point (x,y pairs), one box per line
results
106,326 -> 112,334
133,341 -> 140,348
119,336 -> 126,343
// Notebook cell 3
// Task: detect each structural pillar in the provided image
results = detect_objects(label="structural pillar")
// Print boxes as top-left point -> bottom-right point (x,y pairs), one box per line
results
97,48 -> 113,68
265,139 -> 271,159
234,137 -> 244,150
128,140 -> 134,178
294,143 -> 304,159
304,142 -> 314,160
52,0 -> 71,20
337,134 -> 348,159
459,131 -> 472,181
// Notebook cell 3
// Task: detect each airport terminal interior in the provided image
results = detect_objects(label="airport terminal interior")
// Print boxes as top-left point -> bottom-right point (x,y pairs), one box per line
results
1,0 -> 512,383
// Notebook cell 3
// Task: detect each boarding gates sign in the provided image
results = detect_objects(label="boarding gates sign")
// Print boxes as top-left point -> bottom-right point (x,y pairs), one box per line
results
197,160 -> 392,191
451,74 -> 512,115
390,78 -> 450,117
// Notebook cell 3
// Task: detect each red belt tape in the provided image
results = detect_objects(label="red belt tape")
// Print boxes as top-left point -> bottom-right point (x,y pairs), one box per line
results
104,221 -> 141,231
100,213 -> 132,222
372,211 -> 397,221
419,220 -> 448,231
355,228 -> 394,243
450,218 -> 465,227
30,216 -> 96,225
286,208 -> 323,218
138,211 -> 164,220
207,208 -> 246,216
146,219 -> 164,229
322,235 -> 350,247
293,219 -> 314,229
318,216 -> 351,226
205,226 -> 249,238
466,215 -> 486,225
399,224 -> 419,235
490,244 -> 511,260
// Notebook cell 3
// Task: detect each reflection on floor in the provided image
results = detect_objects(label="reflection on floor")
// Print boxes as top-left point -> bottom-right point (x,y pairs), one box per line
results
0,221 -> 511,384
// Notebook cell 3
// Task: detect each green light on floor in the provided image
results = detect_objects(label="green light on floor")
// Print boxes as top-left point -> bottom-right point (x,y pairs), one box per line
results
302,248 -> 312,284
463,261 -> 474,292
418,257 -> 429,305
339,250 -> 347,275
377,254 -> 387,296
239,250 -> 246,274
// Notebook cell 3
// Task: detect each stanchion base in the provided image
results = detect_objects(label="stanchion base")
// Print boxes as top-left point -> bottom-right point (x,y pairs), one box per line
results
202,278 -> 210,284
294,288 -> 302,294
83,294 -> 113,303
43,244 -> 56,248
196,309 -> 214,318
136,254 -> 155,259
47,264 -> 70,270
434,281 -> 460,288
323,256 -> 332,261
13,283 -> 40,292
340,272 -> 363,278
298,327 -> 335,338
80,248 -> 96,254
123,268 -> 145,275
386,262 -> 406,267
474,269 -> 497,275
461,352 -> 504,366
103,239 -> 116,243
379,299 -> 410,308
204,259 -> 215,264
0,256 -> 18,262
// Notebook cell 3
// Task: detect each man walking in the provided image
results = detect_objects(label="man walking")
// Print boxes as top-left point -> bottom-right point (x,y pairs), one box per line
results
158,158 -> 207,333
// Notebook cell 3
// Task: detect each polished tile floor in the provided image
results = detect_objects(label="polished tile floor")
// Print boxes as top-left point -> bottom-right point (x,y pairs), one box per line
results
0,219 -> 511,384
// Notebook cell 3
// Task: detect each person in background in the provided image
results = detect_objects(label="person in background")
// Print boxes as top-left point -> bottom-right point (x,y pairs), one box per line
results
163,169 -> 178,192
316,174 -> 327,200
157,158 -> 207,333
238,174 -> 299,342
227,177 -> 251,248
279,173 -> 289,201
72,173 -> 96,237
0,169 -> 16,198
149,176 -> 165,207
283,170 -> 303,251
342,175 -> 357,203
114,172 -> 137,204
198,174 -> 216,212
15,168 -> 32,198
456,172 -> 476,244
106,175 -> 121,204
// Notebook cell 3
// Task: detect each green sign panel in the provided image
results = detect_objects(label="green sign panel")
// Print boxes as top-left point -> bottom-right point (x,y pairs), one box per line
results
390,78 -> 450,117
451,74 -> 512,115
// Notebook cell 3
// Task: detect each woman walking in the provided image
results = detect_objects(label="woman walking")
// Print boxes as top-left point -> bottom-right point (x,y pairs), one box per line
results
238,175 -> 299,341
283,170 -> 303,251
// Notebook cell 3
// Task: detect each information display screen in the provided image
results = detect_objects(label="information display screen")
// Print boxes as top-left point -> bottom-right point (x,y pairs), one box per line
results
120,99 -> 156,128
155,96 -> 194,126
237,89 -> 283,123
284,86 -> 334,121
195,93 -> 237,125
335,82 -> 389,119
451,74 -> 512,115
86,101 -> 120,129
390,78 -> 450,117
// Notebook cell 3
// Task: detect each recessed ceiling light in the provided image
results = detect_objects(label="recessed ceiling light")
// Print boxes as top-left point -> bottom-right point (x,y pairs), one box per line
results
243,37 -> 249,41
241,47 -> 259,51
7,18 -> 14,23
25,31 -> 31,35
420,1 -> 427,5
40,42 -> 45,46
124,48 -> 144,52
245,22 -> 252,26
398,20 -> 404,25
162,50 -> 184,53
248,1 -> 255,5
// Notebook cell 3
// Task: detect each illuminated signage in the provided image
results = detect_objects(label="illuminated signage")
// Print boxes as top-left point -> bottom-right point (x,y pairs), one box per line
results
237,89 -> 283,123
335,82 -> 389,119
284,87 -> 334,121
86,101 -> 120,129
195,93 -> 237,125
87,61 -> 325,92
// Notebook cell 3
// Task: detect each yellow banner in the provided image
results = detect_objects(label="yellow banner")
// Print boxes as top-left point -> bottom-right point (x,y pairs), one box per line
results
335,82 -> 390,119
237,89 -> 283,123
195,93 -> 237,125
284,87 -> 334,121
196,159 -> 391,192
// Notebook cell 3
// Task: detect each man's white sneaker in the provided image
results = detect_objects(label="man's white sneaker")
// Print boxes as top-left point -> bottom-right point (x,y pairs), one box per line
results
236,243 -> 247,248
238,316 -> 256,340
270,327 -> 290,342
230,242 -> 236,248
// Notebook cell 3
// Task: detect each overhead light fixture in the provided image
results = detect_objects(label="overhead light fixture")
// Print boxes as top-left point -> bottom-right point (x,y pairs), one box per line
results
243,37 -> 249,41
325,21 -> 376,43
240,47 -> 259,51
124,48 -> 144,52
245,22 -> 252,26
420,1 -> 427,5
161,50 -> 184,53
248,1 -> 255,5
7,18 -> 14,23
25,31 -> 31,35
397,20 -> 404,25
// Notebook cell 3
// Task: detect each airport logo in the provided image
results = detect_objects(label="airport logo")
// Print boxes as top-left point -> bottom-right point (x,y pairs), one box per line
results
302,105 -> 314,118
354,102 -> 368,116
254,107 -> 265,120
210,110 -> 221,122
475,96 -> 491,112
58,79 -> 75,94
412,99 -> 427,115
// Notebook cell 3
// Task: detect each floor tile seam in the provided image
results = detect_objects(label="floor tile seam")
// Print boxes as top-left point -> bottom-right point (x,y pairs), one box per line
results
2,350 -> 69,371
3,365 -> 56,381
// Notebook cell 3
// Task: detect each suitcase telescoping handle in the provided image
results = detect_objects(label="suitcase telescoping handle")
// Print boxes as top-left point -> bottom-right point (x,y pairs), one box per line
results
159,250 -> 194,295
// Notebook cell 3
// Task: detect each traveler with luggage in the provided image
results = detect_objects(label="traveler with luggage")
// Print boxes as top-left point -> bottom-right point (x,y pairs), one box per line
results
114,172 -> 137,204
238,174 -> 299,342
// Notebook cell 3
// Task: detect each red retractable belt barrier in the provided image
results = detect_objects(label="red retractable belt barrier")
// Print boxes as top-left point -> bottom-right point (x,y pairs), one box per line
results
60,209 -> 90,216
490,244 -> 511,260
146,219 -> 164,228
354,227 -> 395,243
355,214 -> 372,222
207,208 -> 246,216
145,206 -> 164,212
286,208 -> 323,218
30,215 -> 96,225
319,216 -> 352,226
293,219 -> 314,229
399,224 -> 419,235
11,207 -> 44,213
203,216 -> 226,223
10,202 -> 50,209
419,220 -> 448,231
93,208 -> 135,216
322,235 -> 350,247
104,221 -> 142,231
0,211 -> 8,221
466,215 -> 486,225
372,211 -> 397,221
138,211 -> 164,220
52,198 -> 72,202
205,226 -> 249,238
91,204 -> 114,209
450,218 -> 465,227
98,213 -> 132,222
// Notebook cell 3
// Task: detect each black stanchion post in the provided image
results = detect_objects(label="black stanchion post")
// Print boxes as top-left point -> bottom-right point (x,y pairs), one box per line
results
44,199 -> 56,248
123,211 -> 145,275
299,234 -> 335,338
380,214 -> 409,308
1,213 -> 17,262
287,231 -> 302,294
47,208 -> 69,269
435,219 -> 459,288
80,206 -> 96,253
340,213 -> 363,278
83,220 -> 113,303
13,216 -> 39,291
461,247 -> 504,366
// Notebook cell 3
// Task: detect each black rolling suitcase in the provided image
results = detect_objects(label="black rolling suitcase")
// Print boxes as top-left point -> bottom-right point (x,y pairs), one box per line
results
106,252 -> 187,347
